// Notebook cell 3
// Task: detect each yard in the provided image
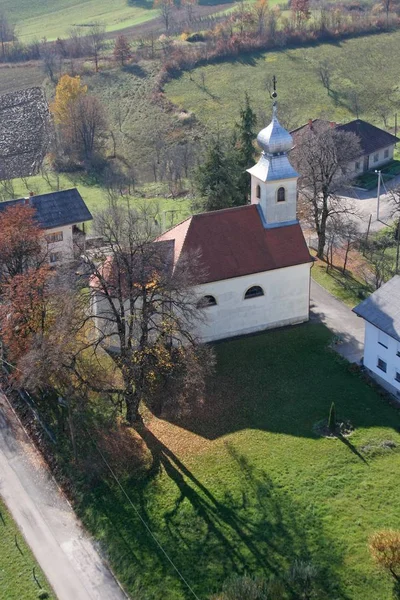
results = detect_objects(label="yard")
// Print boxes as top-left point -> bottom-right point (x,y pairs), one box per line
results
0,498 -> 54,599
74,323 -> 400,600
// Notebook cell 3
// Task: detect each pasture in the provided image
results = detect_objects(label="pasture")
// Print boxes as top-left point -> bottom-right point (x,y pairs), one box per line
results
165,30 -> 400,133
77,324 -> 400,600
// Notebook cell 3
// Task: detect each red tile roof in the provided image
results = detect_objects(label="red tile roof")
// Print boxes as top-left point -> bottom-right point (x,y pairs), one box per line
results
157,204 -> 312,285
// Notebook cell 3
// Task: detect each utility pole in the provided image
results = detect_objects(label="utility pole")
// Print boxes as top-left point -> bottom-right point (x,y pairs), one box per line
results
395,112 -> 398,138
375,169 -> 381,221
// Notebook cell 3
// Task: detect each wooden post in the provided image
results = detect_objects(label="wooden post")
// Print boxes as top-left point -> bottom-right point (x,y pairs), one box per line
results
364,214 -> 372,253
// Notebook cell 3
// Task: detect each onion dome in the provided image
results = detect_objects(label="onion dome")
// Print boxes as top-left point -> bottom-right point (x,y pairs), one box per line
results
257,103 -> 293,155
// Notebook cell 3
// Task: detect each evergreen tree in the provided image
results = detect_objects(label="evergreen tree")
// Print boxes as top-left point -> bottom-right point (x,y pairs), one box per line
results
233,92 -> 257,203
195,137 -> 241,211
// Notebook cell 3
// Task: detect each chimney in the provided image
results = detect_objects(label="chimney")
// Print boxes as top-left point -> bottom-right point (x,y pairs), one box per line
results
308,119 -> 313,129
23,197 -> 30,205
330,121 -> 336,128
29,191 -> 35,197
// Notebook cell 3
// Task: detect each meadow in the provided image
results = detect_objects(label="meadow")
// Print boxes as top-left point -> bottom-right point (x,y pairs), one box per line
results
75,324 -> 400,600
0,499 -> 54,600
165,30 -> 400,133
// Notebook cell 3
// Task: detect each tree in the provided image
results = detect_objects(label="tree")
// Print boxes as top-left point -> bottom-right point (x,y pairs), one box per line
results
369,530 -> 400,582
183,0 -> 198,23
362,234 -> 394,289
87,22 -> 106,72
0,204 -> 44,286
113,35 -> 132,66
233,93 -> 257,203
0,11 -> 15,59
195,137 -> 241,211
317,59 -> 333,94
154,0 -> 174,33
291,0 -> 311,28
253,0 -> 269,35
292,122 -> 361,259
51,74 -> 88,126
81,203 -> 212,424
70,95 -> 108,162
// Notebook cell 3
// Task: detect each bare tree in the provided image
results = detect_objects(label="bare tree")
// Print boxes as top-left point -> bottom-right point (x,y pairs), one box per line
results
317,59 -> 333,94
292,122 -> 361,259
0,10 -> 15,59
71,95 -> 108,162
87,22 -> 107,72
362,234 -> 394,289
40,39 -> 59,83
80,202 -> 211,424
154,0 -> 174,33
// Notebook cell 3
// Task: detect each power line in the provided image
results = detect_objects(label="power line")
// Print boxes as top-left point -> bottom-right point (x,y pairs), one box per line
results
0,355 -> 201,600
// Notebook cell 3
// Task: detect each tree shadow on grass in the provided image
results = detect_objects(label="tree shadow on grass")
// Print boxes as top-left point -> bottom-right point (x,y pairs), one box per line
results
77,421 -> 350,599
159,324 -> 400,440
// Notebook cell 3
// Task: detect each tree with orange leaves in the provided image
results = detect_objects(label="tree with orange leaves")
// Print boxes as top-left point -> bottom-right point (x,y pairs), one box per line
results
50,74 -> 87,126
0,203 -> 44,286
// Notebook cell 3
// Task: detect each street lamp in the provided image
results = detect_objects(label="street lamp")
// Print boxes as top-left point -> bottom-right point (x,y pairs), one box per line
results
375,169 -> 381,221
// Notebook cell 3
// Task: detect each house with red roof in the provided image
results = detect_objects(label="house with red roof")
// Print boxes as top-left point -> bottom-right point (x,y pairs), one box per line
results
157,102 -> 312,342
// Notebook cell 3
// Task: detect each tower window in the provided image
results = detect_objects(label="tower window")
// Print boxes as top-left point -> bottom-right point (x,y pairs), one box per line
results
277,187 -> 286,203
244,286 -> 264,299
198,295 -> 217,307
256,185 -> 261,199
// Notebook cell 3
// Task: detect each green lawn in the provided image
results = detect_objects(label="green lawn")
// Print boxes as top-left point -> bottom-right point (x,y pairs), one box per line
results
75,324 -> 400,600
311,259 -> 372,307
165,30 -> 400,134
0,498 -> 54,599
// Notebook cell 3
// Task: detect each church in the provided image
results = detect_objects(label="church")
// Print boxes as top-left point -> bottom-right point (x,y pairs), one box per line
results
158,101 -> 313,342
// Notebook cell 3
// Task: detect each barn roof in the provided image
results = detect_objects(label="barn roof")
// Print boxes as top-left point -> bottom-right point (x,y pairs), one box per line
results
353,276 -> 400,343
0,189 -> 92,229
0,87 -> 51,178
157,204 -> 312,285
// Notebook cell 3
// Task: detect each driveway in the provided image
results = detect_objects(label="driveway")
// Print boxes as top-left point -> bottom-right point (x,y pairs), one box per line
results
0,392 -> 127,600
310,279 -> 365,363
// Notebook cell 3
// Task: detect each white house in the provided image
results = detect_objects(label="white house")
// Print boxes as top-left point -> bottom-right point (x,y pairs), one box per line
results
291,118 -> 399,176
157,101 -> 312,342
0,188 -> 92,264
353,276 -> 400,398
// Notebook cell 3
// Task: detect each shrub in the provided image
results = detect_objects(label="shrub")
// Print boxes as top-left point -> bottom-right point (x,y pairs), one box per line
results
369,530 -> 400,581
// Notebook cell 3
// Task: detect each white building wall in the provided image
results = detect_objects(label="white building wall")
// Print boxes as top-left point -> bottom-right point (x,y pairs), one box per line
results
195,263 -> 311,342
367,145 -> 395,170
44,224 -> 75,263
363,321 -> 400,394
251,176 -> 298,225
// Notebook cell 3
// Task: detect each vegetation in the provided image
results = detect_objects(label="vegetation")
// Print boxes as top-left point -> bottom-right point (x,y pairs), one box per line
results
328,401 -> 336,432
0,498 -> 54,599
369,530 -> 400,583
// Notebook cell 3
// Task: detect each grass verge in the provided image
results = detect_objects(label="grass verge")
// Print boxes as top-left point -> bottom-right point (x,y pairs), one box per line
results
311,254 -> 372,307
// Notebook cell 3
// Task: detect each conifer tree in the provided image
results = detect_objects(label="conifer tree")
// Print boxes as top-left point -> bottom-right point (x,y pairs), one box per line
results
195,137 -> 241,211
233,93 -> 257,203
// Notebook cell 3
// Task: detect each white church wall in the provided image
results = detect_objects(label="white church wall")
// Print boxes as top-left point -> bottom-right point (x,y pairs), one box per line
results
195,262 -> 311,342
251,176 -> 298,225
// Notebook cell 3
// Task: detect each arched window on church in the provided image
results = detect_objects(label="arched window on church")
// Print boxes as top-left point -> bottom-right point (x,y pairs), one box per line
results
244,286 -> 264,300
277,187 -> 286,202
198,295 -> 217,308
256,185 -> 261,199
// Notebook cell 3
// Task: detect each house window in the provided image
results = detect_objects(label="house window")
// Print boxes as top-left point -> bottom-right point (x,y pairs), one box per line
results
256,185 -> 261,199
377,358 -> 387,373
198,295 -> 217,307
244,285 -> 264,299
277,187 -> 285,203
46,231 -> 63,243
355,161 -> 360,171
395,372 -> 400,383
378,331 -> 389,349
49,251 -> 62,264
384,149 -> 389,159
374,153 -> 379,163
396,344 -> 400,358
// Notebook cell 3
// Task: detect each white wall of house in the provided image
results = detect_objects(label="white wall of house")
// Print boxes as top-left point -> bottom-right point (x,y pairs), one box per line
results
363,320 -> 400,395
195,262 -> 311,342
250,176 -> 298,225
349,145 -> 395,175
44,224 -> 74,263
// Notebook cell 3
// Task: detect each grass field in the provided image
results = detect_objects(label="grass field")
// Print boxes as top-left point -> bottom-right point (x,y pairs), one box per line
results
75,323 -> 400,600
165,30 -> 400,133
0,498 -> 54,600
0,64 -> 44,95
311,256 -> 372,307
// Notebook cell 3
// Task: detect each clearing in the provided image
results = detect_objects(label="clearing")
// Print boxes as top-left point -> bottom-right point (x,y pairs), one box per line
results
75,323 -> 400,599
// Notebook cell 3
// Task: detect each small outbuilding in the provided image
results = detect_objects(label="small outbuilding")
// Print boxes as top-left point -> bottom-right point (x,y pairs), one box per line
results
353,275 -> 400,398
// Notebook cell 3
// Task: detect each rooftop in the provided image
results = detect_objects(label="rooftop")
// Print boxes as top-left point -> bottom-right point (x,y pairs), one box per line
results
353,275 -> 400,343
0,87 -> 51,179
157,204 -> 312,285
0,189 -> 93,230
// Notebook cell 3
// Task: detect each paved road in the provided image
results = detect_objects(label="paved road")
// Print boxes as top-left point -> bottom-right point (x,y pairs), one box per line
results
0,393 -> 127,600
310,279 -> 365,363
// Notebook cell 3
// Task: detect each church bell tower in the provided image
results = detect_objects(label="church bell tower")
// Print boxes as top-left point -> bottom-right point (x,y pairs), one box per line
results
247,80 -> 299,228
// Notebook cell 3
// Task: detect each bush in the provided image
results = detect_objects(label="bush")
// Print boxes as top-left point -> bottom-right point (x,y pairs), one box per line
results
38,592 -> 50,599
369,530 -> 400,581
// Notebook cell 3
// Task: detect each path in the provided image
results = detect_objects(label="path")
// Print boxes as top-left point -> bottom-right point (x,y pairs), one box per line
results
0,392 -> 127,600
310,279 -> 365,363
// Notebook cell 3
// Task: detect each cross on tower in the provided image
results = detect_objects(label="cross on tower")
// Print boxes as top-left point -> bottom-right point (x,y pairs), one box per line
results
271,75 -> 277,100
